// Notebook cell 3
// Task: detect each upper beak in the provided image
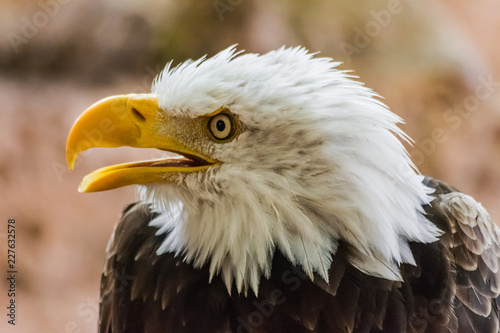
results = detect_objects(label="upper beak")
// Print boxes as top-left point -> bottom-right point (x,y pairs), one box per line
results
66,94 -> 214,192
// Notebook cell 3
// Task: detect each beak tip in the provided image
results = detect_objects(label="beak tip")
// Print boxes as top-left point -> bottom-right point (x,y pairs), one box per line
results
66,145 -> 77,170
79,174 -> 99,193
78,184 -> 87,193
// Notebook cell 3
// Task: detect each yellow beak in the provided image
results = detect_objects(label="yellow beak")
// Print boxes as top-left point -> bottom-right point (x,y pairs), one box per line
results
66,94 -> 215,193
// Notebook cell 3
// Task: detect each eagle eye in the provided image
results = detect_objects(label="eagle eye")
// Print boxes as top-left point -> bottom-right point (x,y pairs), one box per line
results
208,113 -> 235,140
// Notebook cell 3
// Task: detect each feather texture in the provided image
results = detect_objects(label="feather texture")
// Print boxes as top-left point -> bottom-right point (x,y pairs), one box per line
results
142,47 -> 441,292
94,48 -> 499,332
99,177 -> 500,332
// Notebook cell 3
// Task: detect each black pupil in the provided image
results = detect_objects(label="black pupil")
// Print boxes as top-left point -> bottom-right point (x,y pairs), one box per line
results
216,119 -> 226,132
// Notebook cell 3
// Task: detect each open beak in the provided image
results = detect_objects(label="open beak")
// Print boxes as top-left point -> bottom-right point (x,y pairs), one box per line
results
66,94 -> 215,192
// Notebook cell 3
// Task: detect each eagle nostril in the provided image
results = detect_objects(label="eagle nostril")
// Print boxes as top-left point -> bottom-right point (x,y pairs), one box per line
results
131,108 -> 146,123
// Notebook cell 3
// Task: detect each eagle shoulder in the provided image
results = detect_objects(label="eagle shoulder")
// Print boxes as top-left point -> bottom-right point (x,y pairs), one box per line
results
424,177 -> 500,333
99,180 -> 500,333
99,202 -> 233,333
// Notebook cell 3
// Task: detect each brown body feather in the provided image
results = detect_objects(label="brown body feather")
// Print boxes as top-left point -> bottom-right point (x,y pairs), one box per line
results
99,177 -> 500,332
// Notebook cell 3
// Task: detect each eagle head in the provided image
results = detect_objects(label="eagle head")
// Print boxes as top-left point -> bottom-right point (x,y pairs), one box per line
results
67,46 -> 440,294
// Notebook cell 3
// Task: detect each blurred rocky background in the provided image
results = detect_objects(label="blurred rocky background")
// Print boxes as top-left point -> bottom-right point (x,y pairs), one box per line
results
1,0 -> 499,332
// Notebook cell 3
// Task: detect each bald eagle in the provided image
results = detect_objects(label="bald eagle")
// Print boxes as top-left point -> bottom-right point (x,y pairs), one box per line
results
66,47 -> 500,333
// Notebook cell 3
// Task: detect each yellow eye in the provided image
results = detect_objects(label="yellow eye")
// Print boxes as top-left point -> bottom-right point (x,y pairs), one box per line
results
208,113 -> 234,140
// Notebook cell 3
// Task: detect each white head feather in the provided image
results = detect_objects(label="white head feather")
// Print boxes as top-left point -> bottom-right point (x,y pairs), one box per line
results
140,46 -> 441,295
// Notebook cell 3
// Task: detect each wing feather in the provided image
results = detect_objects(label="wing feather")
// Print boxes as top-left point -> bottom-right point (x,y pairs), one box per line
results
424,177 -> 500,332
